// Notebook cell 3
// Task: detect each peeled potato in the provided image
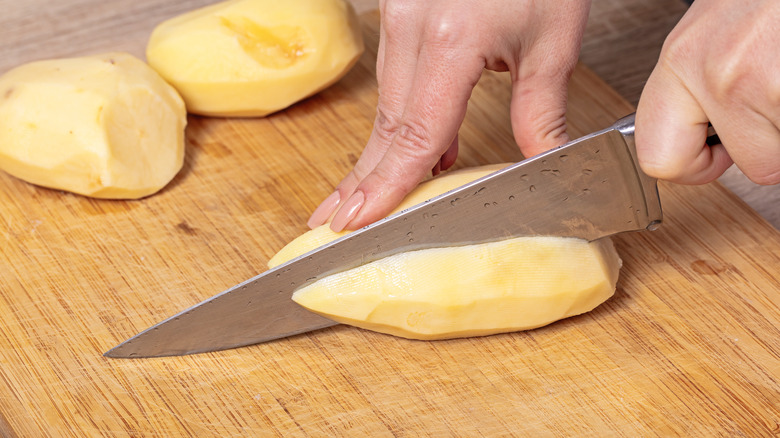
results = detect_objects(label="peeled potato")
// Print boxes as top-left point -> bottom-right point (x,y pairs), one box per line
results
269,165 -> 622,340
146,0 -> 364,117
0,52 -> 186,199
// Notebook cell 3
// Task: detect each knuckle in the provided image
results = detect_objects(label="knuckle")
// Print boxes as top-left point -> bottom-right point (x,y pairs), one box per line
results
381,2 -> 473,55
372,107 -> 399,143
393,120 -> 433,155
515,110 -> 568,156
656,36 -> 695,86
704,53 -> 750,103
371,110 -> 439,164
421,15 -> 465,46
659,35 -> 740,106
657,28 -> 689,69
381,1 -> 415,36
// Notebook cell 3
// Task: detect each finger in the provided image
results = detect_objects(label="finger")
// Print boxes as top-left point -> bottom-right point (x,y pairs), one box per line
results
375,0 -> 387,80
329,44 -> 485,231
440,134 -> 460,172
509,68 -> 571,158
431,160 -> 441,177
307,3 -> 421,229
306,171 -> 360,229
636,65 -> 734,185
432,135 -> 459,176
441,134 -> 459,170
507,20 -> 584,158
711,109 -> 780,185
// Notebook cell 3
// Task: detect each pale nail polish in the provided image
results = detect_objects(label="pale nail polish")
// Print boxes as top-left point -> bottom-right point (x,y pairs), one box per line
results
330,190 -> 365,232
307,191 -> 341,229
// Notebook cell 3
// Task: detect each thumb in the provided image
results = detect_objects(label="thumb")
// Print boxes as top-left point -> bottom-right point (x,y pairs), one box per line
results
635,65 -> 733,184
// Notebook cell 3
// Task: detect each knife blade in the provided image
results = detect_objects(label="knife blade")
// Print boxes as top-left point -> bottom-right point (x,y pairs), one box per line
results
105,112 -> 662,358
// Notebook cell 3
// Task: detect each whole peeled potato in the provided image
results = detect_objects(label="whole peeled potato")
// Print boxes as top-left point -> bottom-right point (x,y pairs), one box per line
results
146,0 -> 364,117
0,52 -> 186,199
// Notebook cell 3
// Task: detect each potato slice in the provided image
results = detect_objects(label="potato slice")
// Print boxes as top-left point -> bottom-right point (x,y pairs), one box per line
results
269,165 -> 622,340
146,0 -> 364,117
0,52 -> 186,199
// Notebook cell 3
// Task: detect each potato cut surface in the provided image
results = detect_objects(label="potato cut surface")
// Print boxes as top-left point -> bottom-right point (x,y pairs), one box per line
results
146,0 -> 364,117
270,165 -> 622,340
0,52 -> 186,199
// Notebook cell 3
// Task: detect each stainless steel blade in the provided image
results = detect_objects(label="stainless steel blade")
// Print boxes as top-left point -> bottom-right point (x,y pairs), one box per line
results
105,113 -> 662,358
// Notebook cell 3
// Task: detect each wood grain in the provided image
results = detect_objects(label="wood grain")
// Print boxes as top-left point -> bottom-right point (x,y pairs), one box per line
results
580,0 -> 688,106
1,3 -> 779,437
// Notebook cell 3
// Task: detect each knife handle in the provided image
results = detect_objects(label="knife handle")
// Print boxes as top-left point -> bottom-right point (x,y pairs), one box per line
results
705,123 -> 721,147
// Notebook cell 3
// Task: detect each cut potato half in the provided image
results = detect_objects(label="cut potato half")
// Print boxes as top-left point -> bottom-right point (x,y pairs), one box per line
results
270,165 -> 622,340
146,0 -> 364,117
0,52 -> 186,199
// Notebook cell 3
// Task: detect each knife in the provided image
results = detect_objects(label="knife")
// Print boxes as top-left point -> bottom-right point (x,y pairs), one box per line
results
105,112 -> 664,358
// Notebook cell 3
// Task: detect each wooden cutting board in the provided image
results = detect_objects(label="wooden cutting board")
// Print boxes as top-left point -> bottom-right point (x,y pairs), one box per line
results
1,5 -> 779,437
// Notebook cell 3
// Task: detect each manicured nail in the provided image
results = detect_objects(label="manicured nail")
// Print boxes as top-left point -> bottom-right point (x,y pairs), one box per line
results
307,191 -> 341,229
330,190 -> 365,232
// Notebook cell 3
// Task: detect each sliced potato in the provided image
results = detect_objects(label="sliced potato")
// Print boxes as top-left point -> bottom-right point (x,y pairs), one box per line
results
146,0 -> 364,117
270,165 -> 622,340
0,52 -> 186,199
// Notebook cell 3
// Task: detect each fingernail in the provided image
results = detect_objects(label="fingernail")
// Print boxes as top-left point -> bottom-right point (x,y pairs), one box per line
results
307,191 -> 341,229
330,190 -> 365,232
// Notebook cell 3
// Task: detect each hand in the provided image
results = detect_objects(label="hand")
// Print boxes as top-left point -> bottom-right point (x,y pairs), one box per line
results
308,0 -> 592,231
635,0 -> 780,185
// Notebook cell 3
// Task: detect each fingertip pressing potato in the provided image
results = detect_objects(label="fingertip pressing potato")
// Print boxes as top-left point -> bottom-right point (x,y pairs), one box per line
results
269,165 -> 622,341
146,0 -> 364,117
0,52 -> 186,199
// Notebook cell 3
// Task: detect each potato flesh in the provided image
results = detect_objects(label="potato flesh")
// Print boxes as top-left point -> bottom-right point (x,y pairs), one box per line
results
146,0 -> 364,117
0,52 -> 186,199
270,165 -> 622,340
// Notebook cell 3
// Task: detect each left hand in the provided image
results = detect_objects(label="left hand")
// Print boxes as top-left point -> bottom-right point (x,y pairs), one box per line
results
307,0 -> 591,232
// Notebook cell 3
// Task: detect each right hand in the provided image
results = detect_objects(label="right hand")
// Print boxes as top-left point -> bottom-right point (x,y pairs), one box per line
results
635,0 -> 780,186
307,0 -> 592,232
